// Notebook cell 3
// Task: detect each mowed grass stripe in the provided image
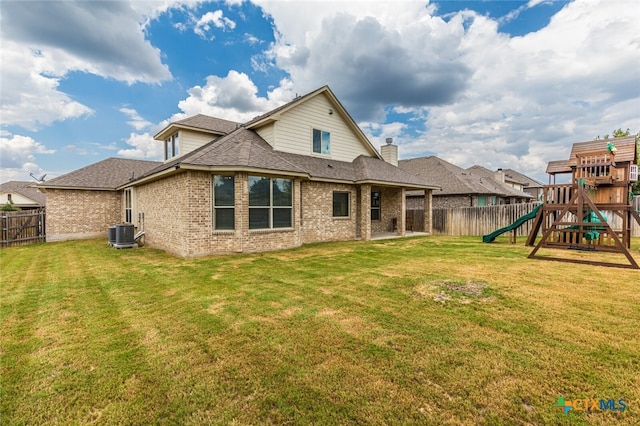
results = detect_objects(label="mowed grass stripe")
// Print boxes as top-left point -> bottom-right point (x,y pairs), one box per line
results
1,237 -> 639,425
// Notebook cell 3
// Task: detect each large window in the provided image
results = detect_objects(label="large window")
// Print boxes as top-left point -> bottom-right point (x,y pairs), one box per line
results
249,176 -> 293,229
333,192 -> 350,217
371,191 -> 381,221
165,132 -> 179,160
214,175 -> 235,230
312,129 -> 330,155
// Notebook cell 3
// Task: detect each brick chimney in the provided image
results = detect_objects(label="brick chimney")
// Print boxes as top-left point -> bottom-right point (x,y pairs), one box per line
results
494,168 -> 505,183
381,138 -> 398,166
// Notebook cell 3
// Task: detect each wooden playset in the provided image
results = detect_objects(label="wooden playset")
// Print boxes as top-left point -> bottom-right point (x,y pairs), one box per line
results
526,136 -> 640,269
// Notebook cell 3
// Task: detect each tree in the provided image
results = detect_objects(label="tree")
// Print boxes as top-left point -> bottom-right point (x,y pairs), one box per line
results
1,201 -> 20,212
597,128 -> 630,140
598,128 -> 639,194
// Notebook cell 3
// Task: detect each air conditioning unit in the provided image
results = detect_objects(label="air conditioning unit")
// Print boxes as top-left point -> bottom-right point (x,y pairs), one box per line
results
107,226 -> 117,246
630,164 -> 638,182
113,224 -> 136,249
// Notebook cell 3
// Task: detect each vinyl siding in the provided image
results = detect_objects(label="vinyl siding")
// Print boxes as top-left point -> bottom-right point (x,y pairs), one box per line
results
255,122 -> 275,148
180,130 -> 217,156
265,93 -> 373,161
0,192 -> 38,206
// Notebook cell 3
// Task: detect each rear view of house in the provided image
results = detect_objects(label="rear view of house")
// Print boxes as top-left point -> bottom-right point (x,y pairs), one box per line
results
39,86 -> 438,257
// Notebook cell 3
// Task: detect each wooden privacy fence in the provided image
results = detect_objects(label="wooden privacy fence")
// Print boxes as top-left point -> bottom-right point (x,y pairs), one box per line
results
429,203 -> 541,237
1,208 -> 46,247
419,198 -> 640,237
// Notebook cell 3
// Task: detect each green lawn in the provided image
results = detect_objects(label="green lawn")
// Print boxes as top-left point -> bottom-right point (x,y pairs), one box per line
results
1,236 -> 639,425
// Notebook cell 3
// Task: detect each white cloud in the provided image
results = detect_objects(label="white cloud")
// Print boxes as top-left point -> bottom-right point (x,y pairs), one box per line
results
176,71 -> 295,122
412,0 -> 640,182
0,133 -> 56,182
118,132 -> 164,160
119,71 -> 296,158
0,1 -> 172,131
120,107 -> 153,131
194,10 -> 236,39
63,145 -> 88,155
0,41 -> 95,130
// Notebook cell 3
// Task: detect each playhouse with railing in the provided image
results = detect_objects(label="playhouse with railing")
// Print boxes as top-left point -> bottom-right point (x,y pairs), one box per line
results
526,135 -> 640,269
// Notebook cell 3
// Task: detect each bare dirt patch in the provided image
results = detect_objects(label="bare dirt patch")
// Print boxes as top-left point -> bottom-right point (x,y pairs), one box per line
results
414,280 -> 493,305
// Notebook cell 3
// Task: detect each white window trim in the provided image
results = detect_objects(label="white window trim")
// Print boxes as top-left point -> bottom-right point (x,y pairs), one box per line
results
311,128 -> 331,156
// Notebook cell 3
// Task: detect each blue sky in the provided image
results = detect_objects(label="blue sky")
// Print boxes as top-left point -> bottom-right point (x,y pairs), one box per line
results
1,0 -> 638,185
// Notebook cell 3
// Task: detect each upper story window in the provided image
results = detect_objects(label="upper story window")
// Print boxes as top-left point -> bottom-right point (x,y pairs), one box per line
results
165,132 -> 179,160
249,176 -> 293,229
312,129 -> 330,155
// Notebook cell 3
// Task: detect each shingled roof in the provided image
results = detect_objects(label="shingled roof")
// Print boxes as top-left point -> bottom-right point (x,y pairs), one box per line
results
154,114 -> 240,140
466,165 -> 534,199
0,180 -> 47,206
136,127 -> 437,189
399,156 -> 531,197
501,168 -> 543,189
38,158 -> 161,190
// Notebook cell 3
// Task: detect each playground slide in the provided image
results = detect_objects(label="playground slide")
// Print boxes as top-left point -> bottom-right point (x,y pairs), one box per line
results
482,204 -> 542,243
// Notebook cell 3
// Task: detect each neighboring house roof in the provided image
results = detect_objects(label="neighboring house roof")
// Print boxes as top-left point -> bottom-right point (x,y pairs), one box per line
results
0,180 -> 46,206
154,114 -> 240,140
501,168 -> 543,189
567,136 -> 637,166
466,165 -> 534,199
400,156 -> 531,198
38,158 -> 161,190
134,127 -> 436,189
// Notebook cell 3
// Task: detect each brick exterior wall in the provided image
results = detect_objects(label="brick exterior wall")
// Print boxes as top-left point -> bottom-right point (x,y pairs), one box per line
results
135,172 -> 192,256
136,171 -> 304,257
48,170 -> 412,256
45,188 -> 121,241
300,181 -> 357,244
371,186 -> 403,234
408,194 -> 476,209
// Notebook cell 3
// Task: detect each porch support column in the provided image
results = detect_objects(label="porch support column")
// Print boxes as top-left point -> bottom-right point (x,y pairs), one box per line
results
233,171 -> 248,253
359,184 -> 371,241
399,187 -> 406,237
423,190 -> 433,234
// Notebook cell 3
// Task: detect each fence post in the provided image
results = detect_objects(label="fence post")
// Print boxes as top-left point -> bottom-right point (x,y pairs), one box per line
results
1,212 -> 7,247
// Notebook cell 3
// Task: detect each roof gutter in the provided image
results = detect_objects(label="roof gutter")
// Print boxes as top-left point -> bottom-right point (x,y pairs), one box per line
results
36,185 -> 118,191
117,164 -> 183,190
355,179 -> 441,190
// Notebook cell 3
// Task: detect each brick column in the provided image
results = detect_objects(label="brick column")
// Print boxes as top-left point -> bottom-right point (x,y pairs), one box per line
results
234,171 -> 248,253
359,184 -> 371,241
399,187 -> 406,237
424,190 -> 432,234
